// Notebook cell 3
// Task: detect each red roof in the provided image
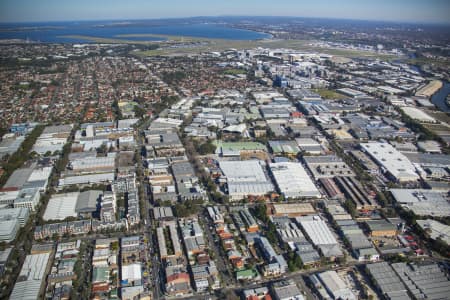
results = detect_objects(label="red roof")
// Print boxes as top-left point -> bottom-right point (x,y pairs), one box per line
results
167,273 -> 190,284
0,187 -> 18,192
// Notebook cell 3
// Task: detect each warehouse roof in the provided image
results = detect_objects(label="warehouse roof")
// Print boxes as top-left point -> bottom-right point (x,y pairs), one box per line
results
220,160 -> 271,183
317,270 -> 356,300
296,215 -> 340,251
416,219 -> 450,244
366,219 -> 397,232
121,263 -> 142,281
3,167 -> 33,189
270,162 -> 321,198
268,140 -> 300,154
390,189 -> 450,217
272,203 -> 316,216
366,262 -> 409,299
360,142 -> 419,182
43,193 -> 79,221
215,141 -> 267,156
76,190 -> 102,213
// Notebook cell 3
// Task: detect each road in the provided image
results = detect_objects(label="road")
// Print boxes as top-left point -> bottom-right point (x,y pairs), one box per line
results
135,116 -> 164,300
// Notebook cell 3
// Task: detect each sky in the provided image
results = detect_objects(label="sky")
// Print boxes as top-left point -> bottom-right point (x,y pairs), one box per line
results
0,0 -> 449,24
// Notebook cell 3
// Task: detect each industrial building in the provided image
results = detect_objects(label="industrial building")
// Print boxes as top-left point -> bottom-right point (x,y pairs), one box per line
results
366,262 -> 415,300
296,215 -> 343,259
270,203 -> 316,217
360,142 -> 419,182
0,219 -> 20,242
219,160 -> 274,201
310,270 -> 356,300
334,176 -> 378,210
295,138 -> 322,154
416,219 -> 450,244
304,155 -> 354,179
272,280 -> 305,300
391,262 -> 450,299
43,193 -> 79,221
390,189 -> 450,217
10,251 -> 52,300
59,172 -> 115,186
32,124 -> 72,155
269,162 -> 321,198
366,219 -> 398,237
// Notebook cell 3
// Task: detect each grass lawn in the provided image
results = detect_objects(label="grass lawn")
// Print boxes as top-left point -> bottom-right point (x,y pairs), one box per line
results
313,88 -> 347,99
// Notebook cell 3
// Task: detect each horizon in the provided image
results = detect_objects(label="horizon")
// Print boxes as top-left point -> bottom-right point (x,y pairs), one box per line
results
1,0 -> 450,24
1,15 -> 450,27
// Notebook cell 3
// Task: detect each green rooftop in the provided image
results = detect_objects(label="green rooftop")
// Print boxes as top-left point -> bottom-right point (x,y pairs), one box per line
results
236,268 -> 258,279
93,266 -> 110,283
215,141 -> 267,151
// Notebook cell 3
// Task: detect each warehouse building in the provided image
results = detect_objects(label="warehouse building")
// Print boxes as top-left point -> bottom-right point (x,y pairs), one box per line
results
366,219 -> 398,237
0,219 -> 20,242
59,172 -> 115,186
69,153 -> 115,173
270,162 -> 321,198
269,140 -> 300,155
310,270 -> 356,300
360,142 -> 419,182
219,160 -> 274,201
366,262 -> 412,300
76,190 -> 102,216
10,251 -> 52,300
295,242 -> 321,266
304,155 -> 354,179
296,215 -> 343,259
390,189 -> 450,217
270,203 -> 316,217
296,138 -> 322,154
43,193 -> 79,221
334,177 -> 378,210
215,141 -> 268,158
33,124 -> 72,155
272,280 -> 304,300
391,262 -> 450,300
2,167 -> 34,190
416,219 -> 450,244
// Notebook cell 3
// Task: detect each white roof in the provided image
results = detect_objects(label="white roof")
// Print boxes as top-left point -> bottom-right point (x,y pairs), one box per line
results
417,219 -> 450,244
360,142 -> 419,182
296,215 -> 339,246
318,270 -> 356,300
270,162 -> 321,198
401,107 -> 436,123
223,123 -> 246,134
43,192 -> 79,221
121,263 -> 142,281
71,156 -> 115,170
27,167 -> 53,182
10,280 -> 43,300
390,189 -> 450,217
10,252 -> 51,299
59,172 -> 114,186
220,160 -> 268,183
220,160 -> 274,197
